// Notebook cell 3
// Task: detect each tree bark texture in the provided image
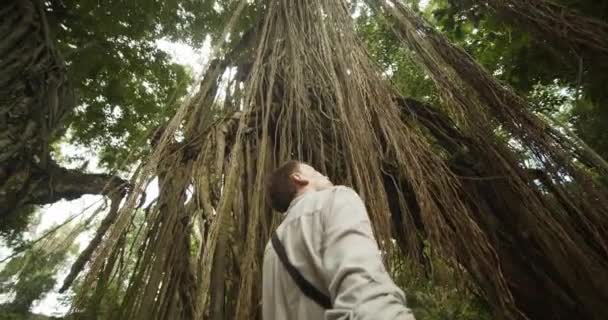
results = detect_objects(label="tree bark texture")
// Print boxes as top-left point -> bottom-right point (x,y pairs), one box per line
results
0,0 -> 127,216
393,97 -> 595,319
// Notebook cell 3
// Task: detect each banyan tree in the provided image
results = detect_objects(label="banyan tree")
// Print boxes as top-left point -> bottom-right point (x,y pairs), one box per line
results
3,0 -> 608,319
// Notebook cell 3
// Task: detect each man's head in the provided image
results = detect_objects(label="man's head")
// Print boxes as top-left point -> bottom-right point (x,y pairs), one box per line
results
267,161 -> 333,212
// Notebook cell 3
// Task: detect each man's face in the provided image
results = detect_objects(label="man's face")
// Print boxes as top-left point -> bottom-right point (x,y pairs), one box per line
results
294,163 -> 333,191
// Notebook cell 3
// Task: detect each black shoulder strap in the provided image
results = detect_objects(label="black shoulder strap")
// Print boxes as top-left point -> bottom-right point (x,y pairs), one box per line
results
271,231 -> 332,309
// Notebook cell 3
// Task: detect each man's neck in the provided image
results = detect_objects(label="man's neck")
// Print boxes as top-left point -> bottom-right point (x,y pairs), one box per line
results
295,186 -> 315,199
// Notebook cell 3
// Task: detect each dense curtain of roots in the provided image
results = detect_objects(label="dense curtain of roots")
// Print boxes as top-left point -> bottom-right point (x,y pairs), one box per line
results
374,1 -> 608,319
65,1 -> 608,320
485,0 -> 608,59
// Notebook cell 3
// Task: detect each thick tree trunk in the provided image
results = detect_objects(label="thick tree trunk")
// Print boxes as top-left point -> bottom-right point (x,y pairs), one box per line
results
0,0 -> 126,217
59,1 -> 608,319
389,53 -> 607,320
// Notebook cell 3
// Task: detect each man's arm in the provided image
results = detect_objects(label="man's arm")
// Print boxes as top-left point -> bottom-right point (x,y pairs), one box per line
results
321,186 -> 415,320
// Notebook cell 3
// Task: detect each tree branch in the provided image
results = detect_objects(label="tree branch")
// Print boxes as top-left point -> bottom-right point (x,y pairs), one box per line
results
27,160 -> 129,205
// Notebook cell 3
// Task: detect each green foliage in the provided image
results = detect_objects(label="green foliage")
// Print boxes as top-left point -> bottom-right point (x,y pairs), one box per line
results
4,0 -> 605,317
44,1 -> 210,170
389,250 -> 492,320
0,206 -> 38,247
0,223 -> 82,314
49,0 -> 263,171
65,50 -> 190,170
572,99 -> 608,161
355,7 -> 438,103
429,1 -> 561,92
425,0 -> 608,166
67,208 -> 148,318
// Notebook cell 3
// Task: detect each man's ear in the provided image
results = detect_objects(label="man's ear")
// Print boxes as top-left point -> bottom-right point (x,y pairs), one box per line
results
291,173 -> 309,186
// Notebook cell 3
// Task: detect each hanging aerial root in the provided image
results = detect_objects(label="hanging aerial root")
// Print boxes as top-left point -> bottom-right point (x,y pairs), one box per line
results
373,1 -> 608,319
485,0 -> 608,58
59,191 -> 123,293
69,1 -> 608,319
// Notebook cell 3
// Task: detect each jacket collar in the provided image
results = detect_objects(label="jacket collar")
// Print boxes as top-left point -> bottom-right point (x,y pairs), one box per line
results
283,191 -> 311,217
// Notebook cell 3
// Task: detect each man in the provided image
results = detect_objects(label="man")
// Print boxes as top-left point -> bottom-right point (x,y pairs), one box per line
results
263,160 -> 415,320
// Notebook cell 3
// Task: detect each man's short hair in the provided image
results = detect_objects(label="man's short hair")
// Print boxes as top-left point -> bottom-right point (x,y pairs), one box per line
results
267,160 -> 300,213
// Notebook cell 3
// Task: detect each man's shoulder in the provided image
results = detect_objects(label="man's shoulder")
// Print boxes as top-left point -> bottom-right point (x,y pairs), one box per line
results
320,186 -> 368,223
314,186 -> 363,209
328,185 -> 361,199
289,186 -> 362,217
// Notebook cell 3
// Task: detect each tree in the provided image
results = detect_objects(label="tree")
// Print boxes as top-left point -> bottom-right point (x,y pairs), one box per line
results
0,220 -> 82,314
47,0 -> 260,171
375,1 -> 608,318
0,1 -> 125,224
427,0 -> 608,160
2,0 -> 608,319
55,0 -> 608,320
47,0 -> 197,170
0,0 -> 224,229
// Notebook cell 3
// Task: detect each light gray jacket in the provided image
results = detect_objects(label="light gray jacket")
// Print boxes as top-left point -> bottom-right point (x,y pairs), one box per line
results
262,186 -> 415,320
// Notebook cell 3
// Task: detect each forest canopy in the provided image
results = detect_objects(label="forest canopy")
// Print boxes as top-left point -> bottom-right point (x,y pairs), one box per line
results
1,0 -> 607,319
